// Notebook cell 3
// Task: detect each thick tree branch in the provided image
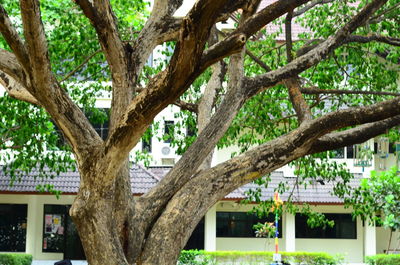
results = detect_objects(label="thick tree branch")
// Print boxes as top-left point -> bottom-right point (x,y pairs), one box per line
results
144,96 -> 400,259
309,115 -> 400,154
102,0 -> 232,180
199,0 -> 313,69
0,5 -> 30,70
0,72 -> 38,105
244,0 -> 389,97
16,0 -> 102,163
301,87 -> 400,97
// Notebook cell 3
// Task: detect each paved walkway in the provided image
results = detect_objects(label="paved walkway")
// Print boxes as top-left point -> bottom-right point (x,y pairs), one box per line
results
32,261 -> 367,265
32,261 -> 87,265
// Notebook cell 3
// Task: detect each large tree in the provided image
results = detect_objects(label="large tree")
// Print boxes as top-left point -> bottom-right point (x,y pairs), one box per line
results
0,0 -> 400,264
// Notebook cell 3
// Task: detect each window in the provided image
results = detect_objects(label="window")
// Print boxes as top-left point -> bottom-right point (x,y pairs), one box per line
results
295,213 -> 356,239
142,138 -> 152,153
142,125 -> 152,153
186,124 -> 196,138
0,204 -> 27,251
217,212 -> 281,238
89,109 -> 109,141
346,145 -> 354,158
42,205 -> 85,259
164,120 -> 174,143
43,205 -> 68,252
331,148 -> 344,158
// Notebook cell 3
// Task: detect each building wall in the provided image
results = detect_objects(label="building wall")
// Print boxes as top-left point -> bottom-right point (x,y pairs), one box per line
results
376,227 -> 400,254
0,194 -> 397,262
0,194 -> 75,260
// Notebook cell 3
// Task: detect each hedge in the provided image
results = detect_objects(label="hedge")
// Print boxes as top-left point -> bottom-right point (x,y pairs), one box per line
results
0,253 -> 33,265
365,254 -> 400,265
178,250 -> 342,265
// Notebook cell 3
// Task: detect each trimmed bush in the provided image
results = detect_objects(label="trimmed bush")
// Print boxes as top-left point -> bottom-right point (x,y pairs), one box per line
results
0,253 -> 32,265
366,254 -> 400,265
178,250 -> 341,265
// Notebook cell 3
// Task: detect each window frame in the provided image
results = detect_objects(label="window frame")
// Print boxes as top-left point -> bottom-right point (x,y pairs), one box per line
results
295,213 -> 357,239
0,203 -> 28,252
216,211 -> 282,238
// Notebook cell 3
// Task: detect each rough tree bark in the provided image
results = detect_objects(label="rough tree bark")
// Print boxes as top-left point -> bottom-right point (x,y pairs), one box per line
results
0,0 -> 399,264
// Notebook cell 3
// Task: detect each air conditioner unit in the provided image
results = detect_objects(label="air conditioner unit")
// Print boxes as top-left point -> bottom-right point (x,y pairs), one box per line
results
161,158 -> 175,166
161,146 -> 171,156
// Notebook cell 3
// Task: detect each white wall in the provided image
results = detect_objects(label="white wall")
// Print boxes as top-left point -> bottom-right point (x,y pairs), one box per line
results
0,194 -> 75,260
215,203 -> 368,263
376,227 -> 400,254
294,205 -> 363,263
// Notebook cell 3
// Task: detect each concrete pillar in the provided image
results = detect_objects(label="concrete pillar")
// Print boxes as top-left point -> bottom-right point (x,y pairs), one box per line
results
284,212 -> 296,252
26,195 -> 39,256
364,218 -> 377,256
204,204 -> 217,251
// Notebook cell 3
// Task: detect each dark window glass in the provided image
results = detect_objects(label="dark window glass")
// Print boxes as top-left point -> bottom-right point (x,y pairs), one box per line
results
389,142 -> 396,154
90,109 -> 109,141
186,124 -> 196,138
184,218 -> 204,250
142,138 -> 152,153
42,205 -> 85,259
295,213 -> 356,239
164,121 -> 174,143
0,204 -> 27,251
43,205 -> 68,252
217,212 -> 281,238
346,145 -> 354,158
331,148 -> 344,158
142,126 -> 152,153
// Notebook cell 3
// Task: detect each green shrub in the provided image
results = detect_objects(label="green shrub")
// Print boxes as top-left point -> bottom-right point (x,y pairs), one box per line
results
178,250 -> 341,265
366,254 -> 400,265
0,253 -> 32,265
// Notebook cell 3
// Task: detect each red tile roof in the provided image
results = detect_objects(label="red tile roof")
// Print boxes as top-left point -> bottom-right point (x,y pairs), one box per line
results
0,165 -> 362,203
258,0 -> 311,41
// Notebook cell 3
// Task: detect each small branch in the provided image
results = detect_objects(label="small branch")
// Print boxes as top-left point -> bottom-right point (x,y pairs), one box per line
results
245,49 -> 271,72
301,87 -> 400,97
369,2 -> 400,23
293,0 -> 335,17
345,34 -> 400,47
173,100 -> 198,113
60,49 -> 102,83
244,0 -> 389,98
0,5 -> 30,70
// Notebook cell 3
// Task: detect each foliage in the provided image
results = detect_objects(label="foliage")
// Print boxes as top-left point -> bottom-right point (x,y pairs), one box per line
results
365,254 -> 400,265
178,249 -> 210,265
0,253 -> 32,265
244,152 -> 352,229
345,166 -> 400,230
178,250 -> 342,265
253,221 -> 276,238
0,0 -> 148,184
